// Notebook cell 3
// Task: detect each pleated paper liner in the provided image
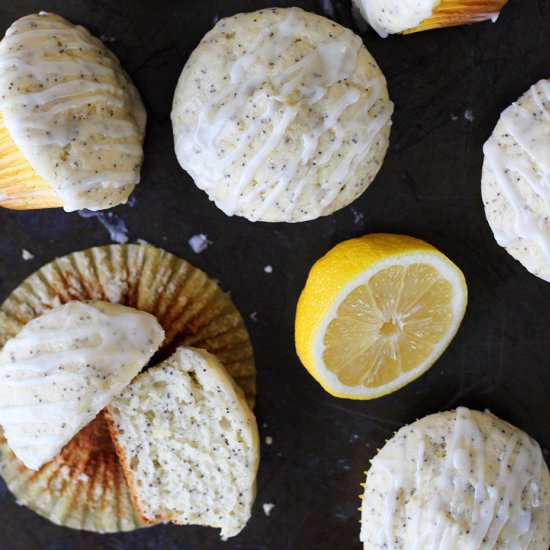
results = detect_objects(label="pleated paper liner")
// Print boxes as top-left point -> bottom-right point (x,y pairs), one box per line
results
0,111 -> 63,210
402,0 -> 508,34
0,415 -> 143,532
0,243 -> 256,533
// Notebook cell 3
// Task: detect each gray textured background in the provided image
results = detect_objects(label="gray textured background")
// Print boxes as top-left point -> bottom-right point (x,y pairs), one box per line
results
0,1 -> 549,549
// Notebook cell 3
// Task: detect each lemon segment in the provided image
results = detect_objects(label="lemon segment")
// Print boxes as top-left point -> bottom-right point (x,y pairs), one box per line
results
295,234 -> 467,399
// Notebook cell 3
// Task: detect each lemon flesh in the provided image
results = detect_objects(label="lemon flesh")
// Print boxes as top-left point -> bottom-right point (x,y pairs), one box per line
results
323,263 -> 453,387
295,234 -> 467,399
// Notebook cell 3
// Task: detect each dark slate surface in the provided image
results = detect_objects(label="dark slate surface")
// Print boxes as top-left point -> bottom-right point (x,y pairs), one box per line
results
0,1 -> 549,549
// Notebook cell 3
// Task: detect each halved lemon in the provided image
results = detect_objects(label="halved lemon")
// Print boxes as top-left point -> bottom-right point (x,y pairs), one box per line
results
295,234 -> 467,399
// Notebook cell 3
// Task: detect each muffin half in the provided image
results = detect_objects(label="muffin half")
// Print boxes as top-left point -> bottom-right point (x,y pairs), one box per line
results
106,347 -> 259,539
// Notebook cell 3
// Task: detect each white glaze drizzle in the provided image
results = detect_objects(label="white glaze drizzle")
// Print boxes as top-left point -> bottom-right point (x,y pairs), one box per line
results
483,79 -> 550,258
372,408 -> 543,549
355,0 -> 439,37
354,0 -> 502,37
0,301 -> 164,470
174,8 -> 392,222
0,12 -> 146,211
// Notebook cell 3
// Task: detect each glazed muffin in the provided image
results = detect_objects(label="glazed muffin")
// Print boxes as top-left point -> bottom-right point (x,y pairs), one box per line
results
360,408 -> 550,549
353,0 -> 508,37
0,12 -> 146,211
482,79 -> 550,282
0,244 -> 256,533
0,301 -> 164,470
171,7 -> 393,223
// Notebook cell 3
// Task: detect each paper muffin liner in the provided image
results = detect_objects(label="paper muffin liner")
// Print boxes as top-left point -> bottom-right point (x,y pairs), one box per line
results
0,112 -> 62,210
0,243 -> 256,532
403,0 -> 508,34
0,413 -> 143,532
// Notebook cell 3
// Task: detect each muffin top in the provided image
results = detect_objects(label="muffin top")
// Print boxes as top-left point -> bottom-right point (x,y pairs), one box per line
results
172,7 -> 393,223
353,0 -> 439,36
361,408 -> 550,549
482,79 -> 550,282
0,12 -> 146,211
0,300 -> 164,470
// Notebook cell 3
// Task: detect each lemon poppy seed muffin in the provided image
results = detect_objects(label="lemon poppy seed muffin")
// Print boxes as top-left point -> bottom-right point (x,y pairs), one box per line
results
0,12 -> 146,211
353,0 -> 508,37
171,7 -> 393,223
360,408 -> 550,549
0,244 -> 256,533
482,79 -> 550,282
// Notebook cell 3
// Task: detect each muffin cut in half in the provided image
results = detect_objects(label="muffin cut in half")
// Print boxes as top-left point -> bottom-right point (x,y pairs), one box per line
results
0,244 -> 256,533
0,12 -> 146,211
353,0 -> 508,37
360,408 -> 550,549
106,347 -> 260,539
